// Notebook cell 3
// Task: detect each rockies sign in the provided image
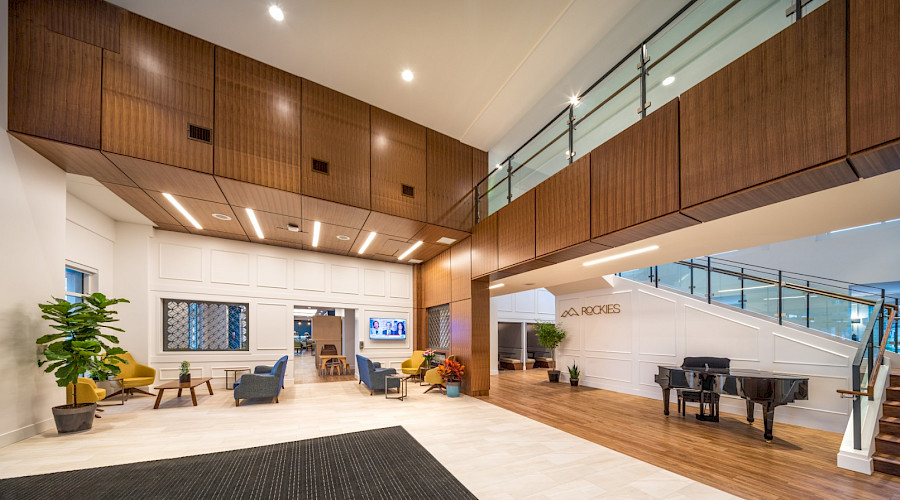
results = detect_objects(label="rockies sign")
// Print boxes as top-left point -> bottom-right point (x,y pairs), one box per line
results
560,304 -> 622,317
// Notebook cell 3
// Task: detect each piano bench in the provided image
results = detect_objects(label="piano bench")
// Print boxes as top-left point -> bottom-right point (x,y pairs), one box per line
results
677,389 -> 720,418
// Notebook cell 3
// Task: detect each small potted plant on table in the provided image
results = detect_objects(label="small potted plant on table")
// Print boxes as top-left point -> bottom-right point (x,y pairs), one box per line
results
535,321 -> 567,383
36,293 -> 129,433
437,358 -> 465,397
179,361 -> 191,384
568,363 -> 581,387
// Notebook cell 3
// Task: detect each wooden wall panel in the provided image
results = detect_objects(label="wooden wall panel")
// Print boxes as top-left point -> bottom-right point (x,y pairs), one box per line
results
370,107 -> 427,220
216,177 -> 302,216
11,0 -> 121,51
215,48 -> 301,193
102,13 -> 214,173
8,16 -> 101,148
451,238 -> 472,302
469,279 -> 491,397
536,154 -> 590,257
105,152 -> 227,203
10,133 -> 134,186
592,100 -> 680,238
680,0 -> 846,209
473,148 -> 490,222
422,249 -> 451,309
450,299 -> 473,394
301,79 -> 371,208
426,129 -> 473,231
101,183 -> 181,227
497,190 -> 535,269
849,0 -> 900,154
471,214 -> 498,278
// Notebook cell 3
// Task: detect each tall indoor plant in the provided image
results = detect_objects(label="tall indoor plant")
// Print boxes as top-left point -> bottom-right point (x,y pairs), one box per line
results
37,292 -> 130,433
535,321 -> 566,382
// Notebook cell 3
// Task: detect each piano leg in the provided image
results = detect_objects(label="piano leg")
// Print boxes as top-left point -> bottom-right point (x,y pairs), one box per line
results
662,387 -> 671,416
762,402 -> 776,442
745,399 -> 755,423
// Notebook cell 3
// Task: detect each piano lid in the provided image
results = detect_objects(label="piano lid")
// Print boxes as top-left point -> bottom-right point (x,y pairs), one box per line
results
658,366 -> 809,380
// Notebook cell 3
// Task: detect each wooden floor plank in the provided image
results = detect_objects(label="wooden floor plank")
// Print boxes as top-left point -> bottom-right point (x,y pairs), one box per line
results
477,369 -> 900,500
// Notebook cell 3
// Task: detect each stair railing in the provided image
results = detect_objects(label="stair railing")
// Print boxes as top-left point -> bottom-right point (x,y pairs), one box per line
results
837,300 -> 898,450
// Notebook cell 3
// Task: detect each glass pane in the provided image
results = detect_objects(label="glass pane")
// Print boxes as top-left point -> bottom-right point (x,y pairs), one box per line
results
742,277 -> 780,319
646,0 -> 789,115
691,259 -> 709,300
781,279 -> 810,329
619,267 -> 653,285
509,112 -> 569,201
572,61 -> 640,164
657,262 -> 693,295
710,269 -> 743,308
484,166 -> 508,215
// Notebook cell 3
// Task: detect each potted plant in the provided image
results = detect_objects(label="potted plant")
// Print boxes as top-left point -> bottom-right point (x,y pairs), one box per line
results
36,293 -> 129,433
535,321 -> 566,382
568,363 -> 581,387
437,358 -> 465,397
179,360 -> 191,384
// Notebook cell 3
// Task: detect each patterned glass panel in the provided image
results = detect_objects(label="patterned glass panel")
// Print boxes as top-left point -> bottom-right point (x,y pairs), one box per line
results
427,304 -> 450,351
163,299 -> 249,351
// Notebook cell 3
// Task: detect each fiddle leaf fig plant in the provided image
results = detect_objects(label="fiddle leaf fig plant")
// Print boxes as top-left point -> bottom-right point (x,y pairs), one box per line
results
37,293 -> 130,406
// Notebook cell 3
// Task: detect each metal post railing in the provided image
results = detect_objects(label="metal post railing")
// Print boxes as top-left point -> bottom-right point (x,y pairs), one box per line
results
506,158 -> 513,205
706,258 -> 712,304
567,104 -> 575,165
777,271 -> 784,325
806,280 -> 811,329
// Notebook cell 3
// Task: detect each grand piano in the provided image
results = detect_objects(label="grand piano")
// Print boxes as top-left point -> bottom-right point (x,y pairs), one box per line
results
655,364 -> 808,441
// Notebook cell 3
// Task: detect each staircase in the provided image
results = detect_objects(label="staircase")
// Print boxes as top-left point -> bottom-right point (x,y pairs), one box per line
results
874,371 -> 900,476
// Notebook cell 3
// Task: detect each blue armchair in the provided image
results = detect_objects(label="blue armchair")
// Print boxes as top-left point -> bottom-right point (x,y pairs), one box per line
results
356,354 -> 396,395
234,355 -> 288,406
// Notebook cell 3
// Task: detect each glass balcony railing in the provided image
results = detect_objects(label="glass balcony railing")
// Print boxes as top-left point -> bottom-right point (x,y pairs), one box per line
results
475,0 -> 829,222
618,256 -> 900,352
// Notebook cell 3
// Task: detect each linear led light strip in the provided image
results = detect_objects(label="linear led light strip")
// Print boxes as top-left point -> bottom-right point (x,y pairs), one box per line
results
312,221 -> 321,247
358,232 -> 377,254
488,283 -> 504,290
162,193 -> 202,230
583,245 -> 659,267
398,241 -> 423,261
245,208 -> 264,239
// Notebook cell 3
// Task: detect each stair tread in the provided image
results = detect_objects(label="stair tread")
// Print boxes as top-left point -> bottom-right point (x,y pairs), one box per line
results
885,400 -> 900,406
881,416 -> 900,423
876,433 -> 900,443
874,452 -> 900,465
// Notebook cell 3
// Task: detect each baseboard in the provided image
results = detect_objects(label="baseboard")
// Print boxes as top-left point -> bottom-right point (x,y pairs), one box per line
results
0,418 -> 54,448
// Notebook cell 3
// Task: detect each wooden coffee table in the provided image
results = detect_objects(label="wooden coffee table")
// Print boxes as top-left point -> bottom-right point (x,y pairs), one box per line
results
153,377 -> 213,409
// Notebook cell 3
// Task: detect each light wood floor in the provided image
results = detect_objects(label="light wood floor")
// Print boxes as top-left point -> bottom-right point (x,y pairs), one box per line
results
477,368 -> 900,500
292,350 -> 355,384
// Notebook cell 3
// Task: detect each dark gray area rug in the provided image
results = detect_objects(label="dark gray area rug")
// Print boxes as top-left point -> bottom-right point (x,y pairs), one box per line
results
0,426 -> 476,500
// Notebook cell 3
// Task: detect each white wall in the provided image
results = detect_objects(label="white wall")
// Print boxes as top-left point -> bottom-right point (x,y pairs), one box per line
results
556,276 -> 855,433
118,229 -> 414,385
490,288 -> 555,374
66,193 -> 116,294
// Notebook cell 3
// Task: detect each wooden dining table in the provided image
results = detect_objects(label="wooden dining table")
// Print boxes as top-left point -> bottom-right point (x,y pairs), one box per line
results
318,355 -> 349,375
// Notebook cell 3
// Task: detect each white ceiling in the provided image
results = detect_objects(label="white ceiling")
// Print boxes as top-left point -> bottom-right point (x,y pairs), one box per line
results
107,0 -> 653,151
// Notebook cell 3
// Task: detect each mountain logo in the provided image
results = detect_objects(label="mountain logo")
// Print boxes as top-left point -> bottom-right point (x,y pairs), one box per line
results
560,307 -> 580,317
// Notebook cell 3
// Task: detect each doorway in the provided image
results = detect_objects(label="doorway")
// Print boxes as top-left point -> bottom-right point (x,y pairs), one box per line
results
293,305 -> 356,383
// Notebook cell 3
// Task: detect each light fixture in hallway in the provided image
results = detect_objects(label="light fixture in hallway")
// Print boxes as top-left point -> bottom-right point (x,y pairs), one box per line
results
162,193 -> 202,230
398,241 -> 423,260
401,69 -> 414,82
358,231 -> 377,254
583,245 -> 659,267
663,76 -> 675,86
245,208 -> 264,239
268,4 -> 284,21
312,221 -> 321,247
488,283 -> 505,290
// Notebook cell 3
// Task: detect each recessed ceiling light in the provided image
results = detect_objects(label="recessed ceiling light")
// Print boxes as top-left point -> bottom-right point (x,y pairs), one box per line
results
286,223 -> 300,232
397,241 -> 423,260
436,237 -> 456,245
569,95 -> 580,106
336,234 -> 350,241
358,232 -> 377,254
268,4 -> 284,21
583,245 -> 660,267
662,76 -> 675,86
401,69 -> 414,82
312,221 -> 321,247
408,259 -> 423,264
162,193 -> 202,230
488,283 -> 505,290
211,213 -> 231,221
245,208 -> 264,239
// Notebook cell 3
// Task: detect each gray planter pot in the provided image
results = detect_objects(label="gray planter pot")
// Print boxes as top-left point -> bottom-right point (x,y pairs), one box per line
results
570,378 -> 579,387
52,403 -> 96,434
548,370 -> 561,383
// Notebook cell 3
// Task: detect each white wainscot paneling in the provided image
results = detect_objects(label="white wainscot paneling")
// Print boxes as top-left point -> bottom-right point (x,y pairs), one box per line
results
638,360 -> 671,389
772,333 -> 850,367
515,290 -> 536,313
495,294 -> 513,312
159,243 -> 202,281
364,269 -> 386,297
332,265 -> 359,295
557,298 -> 582,353
257,256 -> 287,289
583,356 -> 632,383
210,250 -> 250,286
389,272 -> 410,299
159,366 -> 206,380
256,303 -> 289,350
684,305 -> 759,361
582,292 -> 632,354
537,289 -> 555,315
781,374 -> 851,416
637,290 -> 677,356
294,260 -> 325,291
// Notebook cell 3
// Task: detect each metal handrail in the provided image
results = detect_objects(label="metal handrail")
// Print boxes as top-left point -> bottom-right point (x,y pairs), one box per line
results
837,307 -> 897,398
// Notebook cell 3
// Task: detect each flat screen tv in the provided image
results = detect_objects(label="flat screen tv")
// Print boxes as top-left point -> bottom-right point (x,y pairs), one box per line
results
369,318 -> 407,340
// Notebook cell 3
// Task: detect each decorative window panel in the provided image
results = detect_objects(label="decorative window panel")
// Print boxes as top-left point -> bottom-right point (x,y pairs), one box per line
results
163,299 -> 249,351
427,304 -> 450,351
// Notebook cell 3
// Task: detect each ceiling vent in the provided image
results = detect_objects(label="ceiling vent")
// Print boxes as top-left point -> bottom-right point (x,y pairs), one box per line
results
312,159 -> 329,175
401,184 -> 415,198
188,124 -> 212,143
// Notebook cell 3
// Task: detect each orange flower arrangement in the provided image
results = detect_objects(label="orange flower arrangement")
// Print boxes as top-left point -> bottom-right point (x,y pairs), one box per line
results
437,359 -> 465,383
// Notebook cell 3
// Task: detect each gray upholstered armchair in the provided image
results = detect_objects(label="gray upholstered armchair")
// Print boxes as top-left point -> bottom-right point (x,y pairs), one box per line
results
356,354 -> 396,395
234,355 -> 288,406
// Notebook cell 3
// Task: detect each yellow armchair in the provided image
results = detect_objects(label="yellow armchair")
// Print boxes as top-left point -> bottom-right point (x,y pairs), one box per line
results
107,352 -> 156,399
66,377 -> 106,405
424,355 -> 456,394
401,350 -> 427,376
